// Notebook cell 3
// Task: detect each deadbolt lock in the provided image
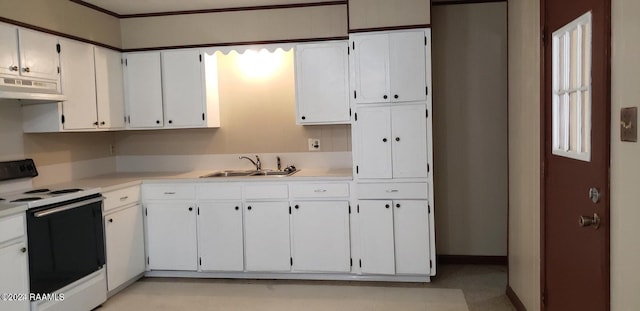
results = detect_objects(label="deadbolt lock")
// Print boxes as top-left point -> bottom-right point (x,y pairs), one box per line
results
589,187 -> 600,203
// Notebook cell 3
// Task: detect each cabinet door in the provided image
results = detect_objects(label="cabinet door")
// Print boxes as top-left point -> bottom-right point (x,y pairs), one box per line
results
389,30 -> 427,103
244,201 -> 291,272
18,28 -> 60,81
355,107 -> 392,179
0,242 -> 30,311
352,34 -> 390,104
291,201 -> 350,272
124,52 -> 163,128
162,50 -> 205,128
59,39 -> 98,130
105,204 -> 145,292
95,47 -> 125,129
295,42 -> 350,124
358,200 -> 395,275
0,23 -> 19,77
198,201 -> 244,272
145,202 -> 198,271
391,105 -> 429,178
393,200 -> 430,274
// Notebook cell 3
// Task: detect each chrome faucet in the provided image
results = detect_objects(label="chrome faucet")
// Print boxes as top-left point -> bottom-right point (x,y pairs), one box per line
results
239,155 -> 261,171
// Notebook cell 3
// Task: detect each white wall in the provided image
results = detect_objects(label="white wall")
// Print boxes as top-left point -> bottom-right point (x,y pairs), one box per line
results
611,0 -> 640,309
0,103 -> 25,162
507,0 -> 541,309
432,2 -> 508,256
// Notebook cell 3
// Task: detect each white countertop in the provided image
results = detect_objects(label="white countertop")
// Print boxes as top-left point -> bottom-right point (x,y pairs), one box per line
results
0,168 -> 352,218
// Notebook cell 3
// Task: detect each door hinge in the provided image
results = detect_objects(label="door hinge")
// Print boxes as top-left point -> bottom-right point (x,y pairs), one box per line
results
359,259 -> 362,268
352,42 -> 355,50
348,205 -> 351,214
199,54 -> 202,62
430,260 -> 433,268
347,47 -> 350,55
426,109 -> 429,118
199,257 -> 202,266
354,113 -> 358,121
426,86 -> 429,96
147,256 -> 150,265
127,115 -> 131,124
56,43 -> 61,54
289,206 -> 291,214
145,208 -> 148,216
125,58 -> 128,66
354,90 -> 357,99
357,204 -> 360,213
197,207 -> 200,215
350,258 -> 353,266
428,205 -> 431,214
356,166 -> 359,174
425,36 -> 427,46
428,163 -> 430,173
57,66 -> 60,74
121,58 -> 124,65
61,114 -> 65,124
349,108 -> 352,117
290,257 -> 293,266
202,113 -> 205,121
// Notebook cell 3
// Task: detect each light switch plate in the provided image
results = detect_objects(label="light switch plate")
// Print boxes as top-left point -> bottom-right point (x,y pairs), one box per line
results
621,107 -> 637,142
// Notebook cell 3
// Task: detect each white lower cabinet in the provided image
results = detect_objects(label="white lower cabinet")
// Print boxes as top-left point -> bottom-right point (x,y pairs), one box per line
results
290,201 -> 350,273
358,200 -> 431,275
0,213 -> 29,311
197,201 -> 244,272
104,204 -> 145,292
244,201 -> 291,272
145,202 -> 198,271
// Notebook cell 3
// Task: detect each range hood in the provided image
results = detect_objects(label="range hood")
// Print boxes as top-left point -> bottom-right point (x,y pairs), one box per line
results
0,76 -> 65,102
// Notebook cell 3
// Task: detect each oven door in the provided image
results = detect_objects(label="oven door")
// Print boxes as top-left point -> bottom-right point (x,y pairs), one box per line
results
26,194 -> 105,295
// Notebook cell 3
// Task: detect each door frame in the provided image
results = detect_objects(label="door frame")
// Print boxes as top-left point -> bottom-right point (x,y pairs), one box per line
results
539,0 -> 612,309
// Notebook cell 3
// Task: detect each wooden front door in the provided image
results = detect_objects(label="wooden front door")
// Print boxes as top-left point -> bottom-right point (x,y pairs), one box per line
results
542,0 -> 611,310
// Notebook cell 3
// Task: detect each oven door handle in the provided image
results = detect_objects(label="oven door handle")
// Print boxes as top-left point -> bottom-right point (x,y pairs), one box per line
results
34,196 -> 105,218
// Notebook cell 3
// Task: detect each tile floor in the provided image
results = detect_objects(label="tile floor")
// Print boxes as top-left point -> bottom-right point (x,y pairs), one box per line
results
100,265 -> 514,311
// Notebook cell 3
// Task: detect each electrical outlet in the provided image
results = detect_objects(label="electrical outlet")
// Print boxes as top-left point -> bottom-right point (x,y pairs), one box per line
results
109,144 -> 115,155
308,138 -> 321,151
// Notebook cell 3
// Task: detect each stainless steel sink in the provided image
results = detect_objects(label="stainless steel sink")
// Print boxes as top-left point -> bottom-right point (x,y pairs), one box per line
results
200,169 -> 298,178
200,170 -> 256,178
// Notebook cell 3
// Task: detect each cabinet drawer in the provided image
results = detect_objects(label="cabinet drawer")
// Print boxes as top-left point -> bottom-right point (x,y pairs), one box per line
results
197,184 -> 242,200
104,186 -> 140,212
144,184 -> 196,200
244,184 -> 288,200
0,214 -> 25,244
357,183 -> 427,199
291,183 -> 350,198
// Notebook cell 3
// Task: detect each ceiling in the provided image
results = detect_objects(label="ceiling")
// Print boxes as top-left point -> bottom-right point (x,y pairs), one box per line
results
78,0 -> 342,15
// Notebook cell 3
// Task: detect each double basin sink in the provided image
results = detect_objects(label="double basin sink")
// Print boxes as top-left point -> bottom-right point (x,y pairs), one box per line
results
200,169 -> 298,178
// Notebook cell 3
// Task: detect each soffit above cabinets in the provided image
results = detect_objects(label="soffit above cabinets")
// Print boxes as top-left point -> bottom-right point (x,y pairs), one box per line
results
78,0 -> 343,16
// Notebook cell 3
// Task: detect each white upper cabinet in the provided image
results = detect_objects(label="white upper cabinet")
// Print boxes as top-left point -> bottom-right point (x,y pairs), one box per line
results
0,23 -> 19,77
351,29 -> 428,104
124,52 -> 164,128
95,47 -> 125,129
59,38 -> 98,130
162,49 -> 206,128
18,28 -> 60,81
295,41 -> 350,124
355,104 -> 428,180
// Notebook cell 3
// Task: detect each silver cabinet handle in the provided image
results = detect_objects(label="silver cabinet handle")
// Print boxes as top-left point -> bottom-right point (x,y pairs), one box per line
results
386,189 -> 399,193
120,196 -> 129,201
163,192 -> 176,195
314,189 -> 327,193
